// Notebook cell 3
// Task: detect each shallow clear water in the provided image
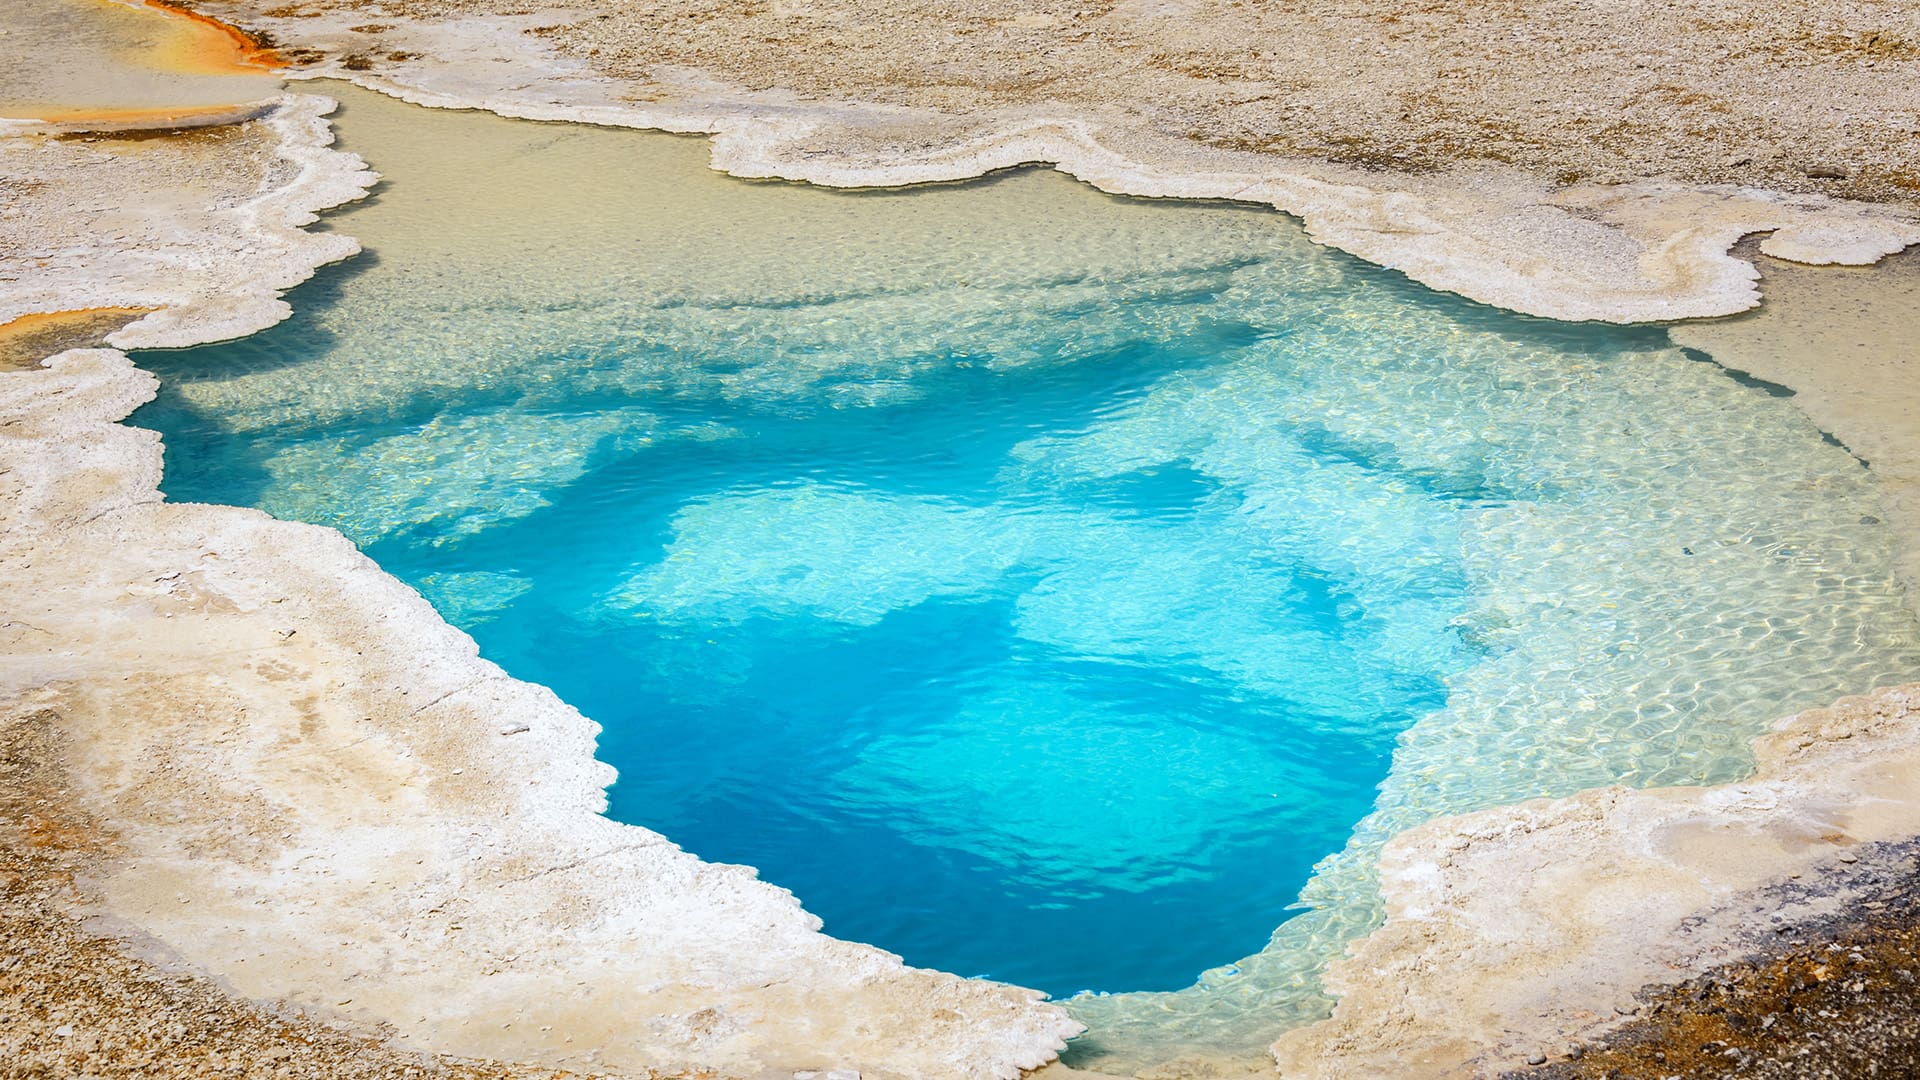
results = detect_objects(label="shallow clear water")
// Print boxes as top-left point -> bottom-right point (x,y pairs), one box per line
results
130,85 -> 1920,1072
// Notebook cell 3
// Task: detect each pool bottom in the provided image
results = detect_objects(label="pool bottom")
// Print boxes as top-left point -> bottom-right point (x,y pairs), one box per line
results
1672,247 -> 1920,602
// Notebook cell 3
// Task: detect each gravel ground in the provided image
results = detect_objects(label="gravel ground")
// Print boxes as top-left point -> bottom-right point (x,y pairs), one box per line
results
1506,839 -> 1920,1080
220,0 -> 1920,204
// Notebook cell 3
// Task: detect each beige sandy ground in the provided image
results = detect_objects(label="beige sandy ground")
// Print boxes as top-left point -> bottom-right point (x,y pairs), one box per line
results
0,698 -> 643,1080
247,0 -> 1920,197
6,1 -> 1920,1078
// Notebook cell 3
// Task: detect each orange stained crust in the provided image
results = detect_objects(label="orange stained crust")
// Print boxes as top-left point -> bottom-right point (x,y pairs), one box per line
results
0,2 -> 285,127
136,0 -> 288,72
0,308 -> 157,370
19,101 -> 267,127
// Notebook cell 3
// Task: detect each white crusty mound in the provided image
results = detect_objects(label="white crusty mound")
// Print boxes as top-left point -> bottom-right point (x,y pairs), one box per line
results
0,95 -> 1079,1080
0,94 -> 365,343
1270,684 -> 1920,1079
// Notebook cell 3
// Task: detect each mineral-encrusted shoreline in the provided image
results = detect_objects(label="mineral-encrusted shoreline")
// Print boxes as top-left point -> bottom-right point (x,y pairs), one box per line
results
0,697 -> 654,1080
1271,684 -> 1920,1079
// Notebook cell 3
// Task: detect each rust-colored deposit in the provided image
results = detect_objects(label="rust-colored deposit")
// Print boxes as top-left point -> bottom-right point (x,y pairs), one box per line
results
21,100 -> 274,129
0,308 -> 153,371
137,0 -> 287,73
0,1 -> 282,128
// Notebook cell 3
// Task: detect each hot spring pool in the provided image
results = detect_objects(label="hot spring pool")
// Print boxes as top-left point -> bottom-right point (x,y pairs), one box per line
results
129,84 -> 1920,1070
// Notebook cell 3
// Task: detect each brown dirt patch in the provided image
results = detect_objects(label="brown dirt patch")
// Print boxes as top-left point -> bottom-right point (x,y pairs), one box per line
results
0,310 -> 153,371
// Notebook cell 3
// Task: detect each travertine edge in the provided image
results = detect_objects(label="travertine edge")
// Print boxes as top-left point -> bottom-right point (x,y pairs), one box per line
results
1270,684 -> 1920,1079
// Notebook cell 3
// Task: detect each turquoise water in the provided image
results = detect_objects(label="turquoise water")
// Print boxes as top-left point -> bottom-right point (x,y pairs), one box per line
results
136,260 -> 1456,993
126,87 -> 1920,1067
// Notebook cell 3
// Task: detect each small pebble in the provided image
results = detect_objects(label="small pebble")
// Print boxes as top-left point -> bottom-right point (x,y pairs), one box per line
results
1526,1052 -> 1547,1066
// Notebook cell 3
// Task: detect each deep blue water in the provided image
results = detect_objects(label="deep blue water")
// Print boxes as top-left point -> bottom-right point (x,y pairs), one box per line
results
138,295 -> 1450,994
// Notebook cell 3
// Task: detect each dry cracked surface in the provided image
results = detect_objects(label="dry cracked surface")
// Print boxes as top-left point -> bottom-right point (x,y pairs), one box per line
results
0,700 -> 660,1080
